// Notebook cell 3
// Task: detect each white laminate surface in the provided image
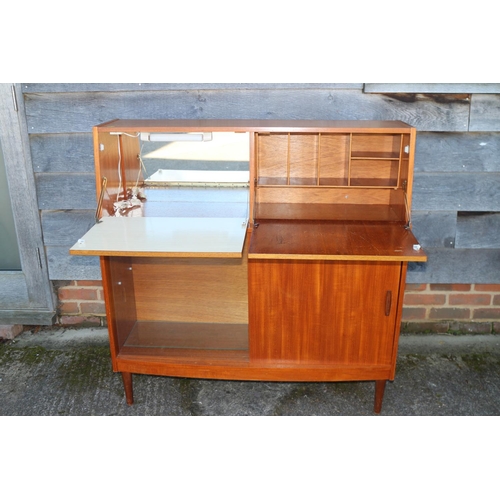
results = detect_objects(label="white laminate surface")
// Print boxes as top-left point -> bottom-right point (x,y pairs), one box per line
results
70,217 -> 248,257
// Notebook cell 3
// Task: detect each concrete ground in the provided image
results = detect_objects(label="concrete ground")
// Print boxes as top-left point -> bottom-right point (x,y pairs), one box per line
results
1,326 -> 500,416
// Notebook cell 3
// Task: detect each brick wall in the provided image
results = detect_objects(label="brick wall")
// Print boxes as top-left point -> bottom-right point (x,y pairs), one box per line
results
54,280 -> 500,333
403,284 -> 500,333
55,280 -> 106,327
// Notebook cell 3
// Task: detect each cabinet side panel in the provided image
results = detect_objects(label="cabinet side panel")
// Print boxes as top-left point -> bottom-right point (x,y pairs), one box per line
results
93,131 -> 141,217
94,131 -> 122,216
390,262 -> 408,379
404,129 -> 417,215
101,256 -> 138,366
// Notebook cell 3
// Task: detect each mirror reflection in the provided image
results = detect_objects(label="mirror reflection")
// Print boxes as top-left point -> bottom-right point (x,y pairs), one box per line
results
140,132 -> 250,183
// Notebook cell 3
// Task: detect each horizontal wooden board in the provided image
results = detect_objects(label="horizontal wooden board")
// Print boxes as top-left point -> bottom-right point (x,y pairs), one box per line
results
23,90 -> 470,134
36,173 -> 97,209
41,210 -> 95,245
45,246 -> 101,280
412,173 -> 500,211
411,211 -> 457,248
407,248 -> 500,283
365,83 -> 500,94
456,212 -> 500,248
256,203 -> 405,222
470,94 -> 500,131
415,132 -> 500,172
23,83 -> 363,93
249,221 -> 426,261
115,350 -> 393,382
30,133 -> 94,173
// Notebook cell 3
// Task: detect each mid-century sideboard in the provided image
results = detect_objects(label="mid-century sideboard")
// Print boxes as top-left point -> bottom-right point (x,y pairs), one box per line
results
70,119 -> 427,413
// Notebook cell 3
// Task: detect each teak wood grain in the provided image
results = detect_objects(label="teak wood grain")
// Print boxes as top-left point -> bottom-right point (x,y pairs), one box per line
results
115,352 -> 394,382
248,259 -> 402,365
97,119 -> 414,134
248,221 -> 426,261
131,246 -> 249,325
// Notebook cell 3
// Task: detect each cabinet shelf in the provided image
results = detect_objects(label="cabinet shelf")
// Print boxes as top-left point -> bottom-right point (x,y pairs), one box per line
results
351,153 -> 400,160
124,321 -> 248,350
255,131 -> 408,213
255,183 -> 401,189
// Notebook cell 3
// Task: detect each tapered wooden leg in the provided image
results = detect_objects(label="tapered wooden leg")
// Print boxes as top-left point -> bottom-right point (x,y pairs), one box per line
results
121,372 -> 134,405
374,380 -> 387,414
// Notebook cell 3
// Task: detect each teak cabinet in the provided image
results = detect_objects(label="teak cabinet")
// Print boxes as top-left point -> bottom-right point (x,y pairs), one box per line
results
70,119 -> 427,413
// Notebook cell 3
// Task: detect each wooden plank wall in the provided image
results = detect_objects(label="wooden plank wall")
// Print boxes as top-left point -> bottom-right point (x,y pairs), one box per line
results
21,83 -> 500,283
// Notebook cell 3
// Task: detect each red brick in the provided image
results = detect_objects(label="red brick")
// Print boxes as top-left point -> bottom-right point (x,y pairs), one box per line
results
429,308 -> 470,320
405,284 -> 427,291
58,302 -> 79,314
493,295 -> 500,306
0,324 -> 23,340
449,294 -> 491,306
473,308 -> 500,320
59,315 -> 85,325
475,284 -> 500,292
75,280 -> 103,287
430,284 -> 471,291
404,293 -> 446,305
59,315 -> 101,326
59,287 -> 99,301
402,307 -> 427,320
80,302 -> 106,315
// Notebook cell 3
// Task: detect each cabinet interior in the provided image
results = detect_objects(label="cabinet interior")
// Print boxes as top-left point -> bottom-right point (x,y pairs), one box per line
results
254,132 -> 411,222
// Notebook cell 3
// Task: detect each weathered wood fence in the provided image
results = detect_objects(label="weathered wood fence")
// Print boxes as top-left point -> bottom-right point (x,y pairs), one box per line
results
21,83 -> 500,284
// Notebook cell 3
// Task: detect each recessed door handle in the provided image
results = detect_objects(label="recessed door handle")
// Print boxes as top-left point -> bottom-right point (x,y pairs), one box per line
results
385,291 -> 392,316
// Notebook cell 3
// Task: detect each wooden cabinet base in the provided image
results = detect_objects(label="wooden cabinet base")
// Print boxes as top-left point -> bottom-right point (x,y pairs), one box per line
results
103,253 -> 402,414
116,367 -> 390,413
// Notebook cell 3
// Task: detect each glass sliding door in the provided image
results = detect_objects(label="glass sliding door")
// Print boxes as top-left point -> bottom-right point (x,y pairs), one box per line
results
0,141 -> 21,270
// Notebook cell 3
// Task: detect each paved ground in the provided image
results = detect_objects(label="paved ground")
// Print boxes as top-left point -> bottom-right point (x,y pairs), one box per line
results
1,326 -> 500,416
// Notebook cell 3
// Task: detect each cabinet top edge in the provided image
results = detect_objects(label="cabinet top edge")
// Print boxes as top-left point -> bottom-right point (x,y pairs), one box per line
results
94,119 -> 415,133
